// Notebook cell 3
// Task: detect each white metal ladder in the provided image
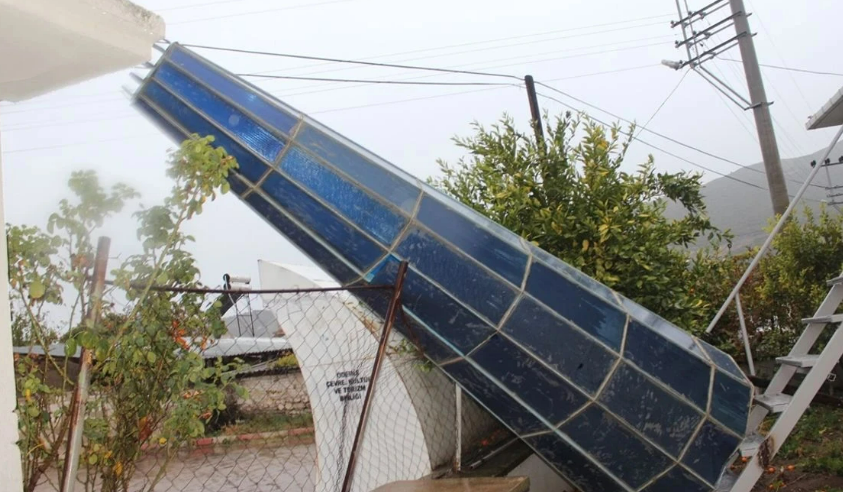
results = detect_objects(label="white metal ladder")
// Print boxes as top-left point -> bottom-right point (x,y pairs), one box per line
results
716,273 -> 843,491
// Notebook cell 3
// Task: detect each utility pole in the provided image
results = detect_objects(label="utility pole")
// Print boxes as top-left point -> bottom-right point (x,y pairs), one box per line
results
667,0 -> 790,216
524,75 -> 544,147
728,0 -> 789,215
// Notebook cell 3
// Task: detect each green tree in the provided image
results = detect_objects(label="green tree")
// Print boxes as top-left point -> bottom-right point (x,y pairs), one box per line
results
10,135 -> 244,492
431,112 -> 728,329
699,205 -> 843,361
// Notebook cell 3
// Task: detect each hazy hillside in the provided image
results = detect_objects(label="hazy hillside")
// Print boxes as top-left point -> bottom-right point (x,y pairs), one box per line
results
666,142 -> 843,251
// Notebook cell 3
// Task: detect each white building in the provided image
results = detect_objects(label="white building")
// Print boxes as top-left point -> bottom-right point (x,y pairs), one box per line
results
0,0 -> 164,488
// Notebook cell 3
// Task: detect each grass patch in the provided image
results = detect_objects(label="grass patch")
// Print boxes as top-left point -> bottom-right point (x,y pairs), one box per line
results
778,406 -> 843,476
208,411 -> 313,437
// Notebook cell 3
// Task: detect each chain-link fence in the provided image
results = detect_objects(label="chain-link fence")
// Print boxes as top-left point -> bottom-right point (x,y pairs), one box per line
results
20,264 -> 498,492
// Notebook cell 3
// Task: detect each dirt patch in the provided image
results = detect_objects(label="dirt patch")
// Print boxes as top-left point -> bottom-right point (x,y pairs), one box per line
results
753,471 -> 843,491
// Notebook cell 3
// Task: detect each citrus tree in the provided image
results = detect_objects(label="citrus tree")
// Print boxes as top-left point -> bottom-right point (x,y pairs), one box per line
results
10,135 -> 245,492
431,111 -> 729,329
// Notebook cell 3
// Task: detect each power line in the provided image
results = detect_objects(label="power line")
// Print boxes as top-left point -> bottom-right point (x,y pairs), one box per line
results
234,13 -> 673,77
311,84 -> 521,115
537,90 -> 823,204
246,33 -> 673,87
2,85 -> 521,153
744,0 -> 813,113
635,70 -> 689,138
237,74 -> 512,86
180,43 -> 522,81
240,22 -> 672,80
534,80 -> 825,191
535,91 -> 769,191
720,58 -> 843,77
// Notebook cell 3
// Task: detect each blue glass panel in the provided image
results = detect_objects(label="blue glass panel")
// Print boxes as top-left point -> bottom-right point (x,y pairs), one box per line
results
624,320 -> 711,410
502,297 -> 616,394
295,123 -> 419,213
525,433 -> 626,492
227,173 -> 249,196
417,194 -> 527,286
599,362 -> 703,457
530,246 -> 621,306
710,370 -> 751,435
443,360 -> 546,435
280,147 -> 406,246
682,420 -> 740,485
142,81 -> 269,183
155,63 -> 284,162
619,295 -> 707,359
260,171 -> 385,271
471,335 -> 587,424
366,255 -> 494,355
642,466 -> 709,492
561,405 -> 672,489
168,47 -> 299,135
135,99 -> 188,144
526,260 -> 626,351
243,193 -> 357,283
396,226 -> 517,324
700,339 -> 747,380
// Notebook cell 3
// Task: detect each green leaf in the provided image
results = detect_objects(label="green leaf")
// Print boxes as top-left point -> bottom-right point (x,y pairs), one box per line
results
221,182 -> 231,194
29,279 -> 46,300
88,454 -> 98,465
26,406 -> 40,418
147,352 -> 157,364
65,339 -> 78,357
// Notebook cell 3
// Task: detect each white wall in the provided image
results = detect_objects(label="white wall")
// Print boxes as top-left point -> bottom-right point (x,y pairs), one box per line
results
0,123 -> 24,492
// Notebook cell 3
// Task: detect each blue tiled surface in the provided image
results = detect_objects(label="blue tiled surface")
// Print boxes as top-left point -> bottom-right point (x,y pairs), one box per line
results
643,466 -> 710,492
155,63 -> 285,162
168,48 -> 299,135
682,420 -> 742,485
710,370 -> 752,435
599,362 -> 703,457
141,81 -> 270,183
136,43 -> 754,492
260,171 -> 385,271
417,194 -> 528,286
280,146 -> 406,246
624,320 -> 712,410
243,193 -> 358,283
396,226 -> 517,324
561,405 -> 673,489
296,123 -> 420,213
227,173 -> 250,196
444,360 -> 547,435
471,334 -> 588,425
526,433 -> 627,492
501,297 -> 616,394
700,339 -> 747,380
526,260 -> 626,351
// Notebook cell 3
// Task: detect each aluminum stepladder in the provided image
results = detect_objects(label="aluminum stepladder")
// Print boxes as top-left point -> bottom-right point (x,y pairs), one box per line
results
716,273 -> 843,491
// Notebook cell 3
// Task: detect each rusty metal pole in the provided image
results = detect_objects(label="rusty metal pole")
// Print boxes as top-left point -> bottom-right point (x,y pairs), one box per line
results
61,237 -> 110,492
341,261 -> 408,492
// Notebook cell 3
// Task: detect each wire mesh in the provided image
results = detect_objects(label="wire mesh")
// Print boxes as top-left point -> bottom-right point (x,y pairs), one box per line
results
22,281 -> 499,492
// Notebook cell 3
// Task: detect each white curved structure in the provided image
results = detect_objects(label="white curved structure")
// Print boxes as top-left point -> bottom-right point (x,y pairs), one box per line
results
259,260 -> 435,492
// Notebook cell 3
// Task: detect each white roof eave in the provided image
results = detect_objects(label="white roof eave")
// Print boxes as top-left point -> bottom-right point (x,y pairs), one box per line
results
0,0 -> 164,102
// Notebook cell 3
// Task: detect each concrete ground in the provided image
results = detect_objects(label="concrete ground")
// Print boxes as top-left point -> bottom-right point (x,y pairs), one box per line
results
35,443 -> 318,492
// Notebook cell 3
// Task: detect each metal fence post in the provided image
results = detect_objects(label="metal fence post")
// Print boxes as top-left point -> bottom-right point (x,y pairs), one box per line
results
454,385 -> 462,472
341,261 -> 408,492
60,237 -> 110,492
735,293 -> 756,376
